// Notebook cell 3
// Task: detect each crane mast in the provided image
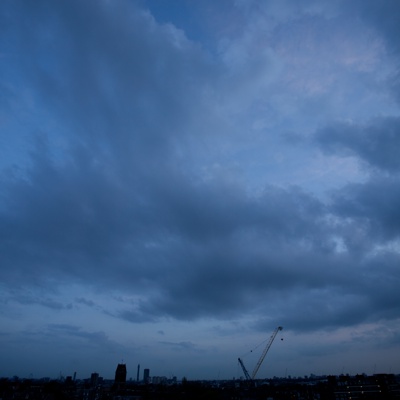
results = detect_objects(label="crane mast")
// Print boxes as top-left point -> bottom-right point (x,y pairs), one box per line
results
238,326 -> 283,381
238,357 -> 251,381
251,326 -> 283,379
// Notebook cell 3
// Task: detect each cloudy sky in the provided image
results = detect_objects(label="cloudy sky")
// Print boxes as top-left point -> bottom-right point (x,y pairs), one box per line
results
1,0 -> 400,381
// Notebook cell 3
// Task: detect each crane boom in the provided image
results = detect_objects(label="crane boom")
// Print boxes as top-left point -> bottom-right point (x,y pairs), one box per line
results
238,357 -> 251,380
251,326 -> 283,379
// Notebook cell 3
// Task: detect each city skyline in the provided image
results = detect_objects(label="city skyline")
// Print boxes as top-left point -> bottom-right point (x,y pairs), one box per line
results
1,0 -> 400,380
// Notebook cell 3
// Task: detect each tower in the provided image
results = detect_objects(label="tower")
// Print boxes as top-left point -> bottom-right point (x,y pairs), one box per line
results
143,368 -> 150,383
91,372 -> 99,388
115,363 -> 127,384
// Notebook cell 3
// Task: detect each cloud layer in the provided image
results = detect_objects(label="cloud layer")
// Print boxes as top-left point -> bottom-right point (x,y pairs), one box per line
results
1,0 -> 400,379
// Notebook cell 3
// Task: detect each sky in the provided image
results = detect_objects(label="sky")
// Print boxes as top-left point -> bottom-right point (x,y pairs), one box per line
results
1,0 -> 400,381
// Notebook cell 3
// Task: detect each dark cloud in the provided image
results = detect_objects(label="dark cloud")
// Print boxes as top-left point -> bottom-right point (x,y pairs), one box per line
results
47,324 -> 112,345
75,297 -> 95,307
4,288 -> 72,310
2,130 -> 400,332
119,309 -> 157,324
351,0 -> 400,105
315,117 -> 400,172
332,176 -> 400,240
354,0 -> 400,54
159,341 -> 200,352
16,296 -> 69,310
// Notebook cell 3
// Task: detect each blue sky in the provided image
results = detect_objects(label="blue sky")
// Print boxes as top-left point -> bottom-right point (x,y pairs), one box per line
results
1,0 -> 400,380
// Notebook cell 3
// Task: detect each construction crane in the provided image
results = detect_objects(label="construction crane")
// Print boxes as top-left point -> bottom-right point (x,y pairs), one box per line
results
238,357 -> 251,381
238,326 -> 283,380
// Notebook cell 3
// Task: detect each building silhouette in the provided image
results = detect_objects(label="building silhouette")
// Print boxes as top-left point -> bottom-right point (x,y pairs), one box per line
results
115,363 -> 127,387
143,368 -> 150,383
90,372 -> 99,388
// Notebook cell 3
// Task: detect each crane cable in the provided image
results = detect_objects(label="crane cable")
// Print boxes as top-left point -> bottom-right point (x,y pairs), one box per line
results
239,336 -> 270,359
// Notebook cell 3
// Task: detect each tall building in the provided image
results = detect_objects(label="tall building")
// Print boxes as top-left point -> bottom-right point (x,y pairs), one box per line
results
137,364 -> 140,382
91,372 -> 99,388
115,363 -> 127,384
143,368 -> 150,383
